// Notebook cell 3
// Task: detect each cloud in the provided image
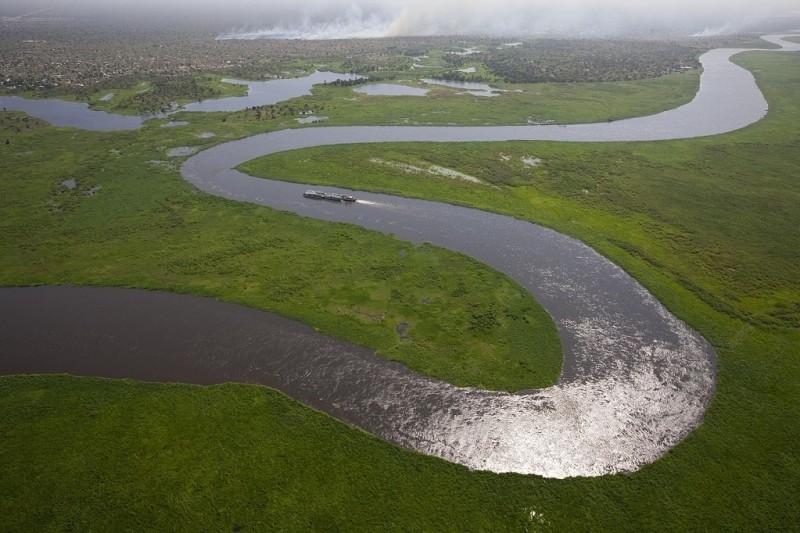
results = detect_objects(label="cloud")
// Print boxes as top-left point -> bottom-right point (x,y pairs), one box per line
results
214,0 -> 798,39
218,4 -> 398,40
3,0 -> 797,39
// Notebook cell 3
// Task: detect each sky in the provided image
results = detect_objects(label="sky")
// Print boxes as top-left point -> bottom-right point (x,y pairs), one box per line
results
2,0 -> 798,38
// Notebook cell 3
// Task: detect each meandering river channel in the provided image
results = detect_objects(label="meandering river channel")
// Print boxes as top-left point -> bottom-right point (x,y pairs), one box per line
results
2,35 -> 798,478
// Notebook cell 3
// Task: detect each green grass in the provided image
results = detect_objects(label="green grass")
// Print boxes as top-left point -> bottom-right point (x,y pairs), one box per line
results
302,68 -> 700,126
241,51 -> 800,332
1,50 -> 799,529
14,75 -> 250,116
130,66 -> 700,128
0,375 -> 578,531
241,137 -> 800,330
5,63 -> 699,126
0,118 -> 560,392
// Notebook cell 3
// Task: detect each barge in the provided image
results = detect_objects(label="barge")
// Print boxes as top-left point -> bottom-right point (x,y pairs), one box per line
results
304,189 -> 356,202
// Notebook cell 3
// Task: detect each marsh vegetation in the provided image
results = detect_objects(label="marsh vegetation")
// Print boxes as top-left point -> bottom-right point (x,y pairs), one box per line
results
0,26 -> 798,530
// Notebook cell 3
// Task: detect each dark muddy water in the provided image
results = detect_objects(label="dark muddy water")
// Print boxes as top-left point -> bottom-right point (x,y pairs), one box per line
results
2,35 -> 798,477
0,286 -> 388,399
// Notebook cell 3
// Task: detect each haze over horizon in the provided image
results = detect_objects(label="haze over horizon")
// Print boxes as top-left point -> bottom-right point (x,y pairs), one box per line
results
2,0 -> 798,39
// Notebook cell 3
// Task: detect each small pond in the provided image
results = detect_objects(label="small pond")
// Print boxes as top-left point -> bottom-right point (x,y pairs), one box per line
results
354,84 -> 429,97
421,79 -> 504,97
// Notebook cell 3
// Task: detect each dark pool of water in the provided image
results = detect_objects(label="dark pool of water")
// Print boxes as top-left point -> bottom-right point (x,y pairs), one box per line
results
0,286 -> 380,393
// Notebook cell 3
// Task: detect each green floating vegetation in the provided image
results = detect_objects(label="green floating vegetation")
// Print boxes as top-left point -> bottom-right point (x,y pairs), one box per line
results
1,51 -> 799,530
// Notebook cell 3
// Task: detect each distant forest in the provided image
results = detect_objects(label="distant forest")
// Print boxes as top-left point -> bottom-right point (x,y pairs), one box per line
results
0,19 -> 762,99
440,39 -> 701,84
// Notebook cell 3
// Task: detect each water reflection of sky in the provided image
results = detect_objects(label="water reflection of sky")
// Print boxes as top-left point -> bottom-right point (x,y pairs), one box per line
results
354,84 -> 429,97
182,71 -> 363,112
421,78 -> 504,97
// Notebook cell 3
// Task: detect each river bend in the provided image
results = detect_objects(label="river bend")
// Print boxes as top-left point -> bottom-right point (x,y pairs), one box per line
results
3,34 -> 798,478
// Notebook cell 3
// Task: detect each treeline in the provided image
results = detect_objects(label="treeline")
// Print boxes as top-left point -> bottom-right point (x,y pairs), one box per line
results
430,72 -> 489,83
243,102 -> 324,121
442,53 -> 476,68
0,112 -> 47,134
1,73 -> 141,100
340,57 -> 411,74
483,39 -> 701,83
324,77 -> 370,88
115,75 -> 222,115
72,75 -> 139,100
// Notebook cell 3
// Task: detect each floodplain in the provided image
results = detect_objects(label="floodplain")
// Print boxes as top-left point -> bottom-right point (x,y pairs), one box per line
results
0,20 -> 799,530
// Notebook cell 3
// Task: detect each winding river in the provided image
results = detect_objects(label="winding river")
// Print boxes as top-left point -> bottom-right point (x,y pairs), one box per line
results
2,35 -> 798,478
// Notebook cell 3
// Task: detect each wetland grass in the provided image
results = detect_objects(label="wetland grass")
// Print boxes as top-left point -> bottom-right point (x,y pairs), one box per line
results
1,51 -> 798,530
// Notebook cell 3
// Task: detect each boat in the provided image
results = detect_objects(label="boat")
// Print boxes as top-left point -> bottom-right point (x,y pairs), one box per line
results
303,189 -> 325,199
304,189 -> 356,203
